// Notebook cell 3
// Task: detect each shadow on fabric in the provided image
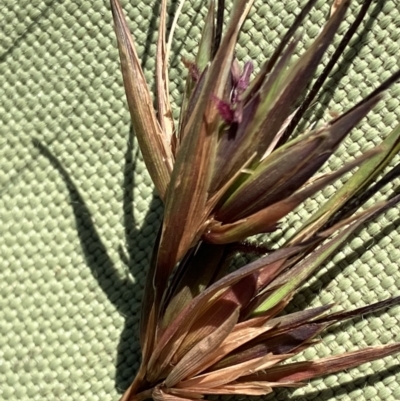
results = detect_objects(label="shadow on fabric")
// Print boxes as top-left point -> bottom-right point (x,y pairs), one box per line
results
34,135 -> 163,392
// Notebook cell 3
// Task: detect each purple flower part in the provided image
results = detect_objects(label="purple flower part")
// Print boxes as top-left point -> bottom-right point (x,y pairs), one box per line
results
237,61 -> 254,92
212,95 -> 235,124
231,61 -> 254,104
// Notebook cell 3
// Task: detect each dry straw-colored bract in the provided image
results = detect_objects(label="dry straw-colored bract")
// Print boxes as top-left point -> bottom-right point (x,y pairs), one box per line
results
110,0 -> 400,400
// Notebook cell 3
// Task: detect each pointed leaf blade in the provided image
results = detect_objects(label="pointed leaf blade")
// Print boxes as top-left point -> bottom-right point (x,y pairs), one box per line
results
207,145 -> 380,244
156,0 -> 174,144
110,0 -> 173,198
255,195 -> 400,314
147,245 -> 305,379
154,0 -> 258,316
165,308 -> 239,387
287,121 -> 400,245
243,344 -> 400,384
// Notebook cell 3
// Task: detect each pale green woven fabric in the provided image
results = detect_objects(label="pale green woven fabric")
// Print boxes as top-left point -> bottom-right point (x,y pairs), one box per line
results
0,0 -> 399,400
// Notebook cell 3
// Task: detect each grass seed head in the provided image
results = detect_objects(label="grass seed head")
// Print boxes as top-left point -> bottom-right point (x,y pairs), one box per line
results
110,0 -> 400,400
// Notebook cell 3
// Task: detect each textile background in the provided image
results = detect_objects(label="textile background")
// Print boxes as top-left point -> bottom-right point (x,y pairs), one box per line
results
1,1 -> 399,400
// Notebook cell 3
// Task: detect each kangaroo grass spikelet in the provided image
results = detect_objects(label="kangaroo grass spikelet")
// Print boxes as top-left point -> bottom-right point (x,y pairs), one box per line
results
110,0 -> 400,400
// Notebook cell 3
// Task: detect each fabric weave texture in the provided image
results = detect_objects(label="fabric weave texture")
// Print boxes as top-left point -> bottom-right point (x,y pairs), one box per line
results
0,0 -> 399,400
